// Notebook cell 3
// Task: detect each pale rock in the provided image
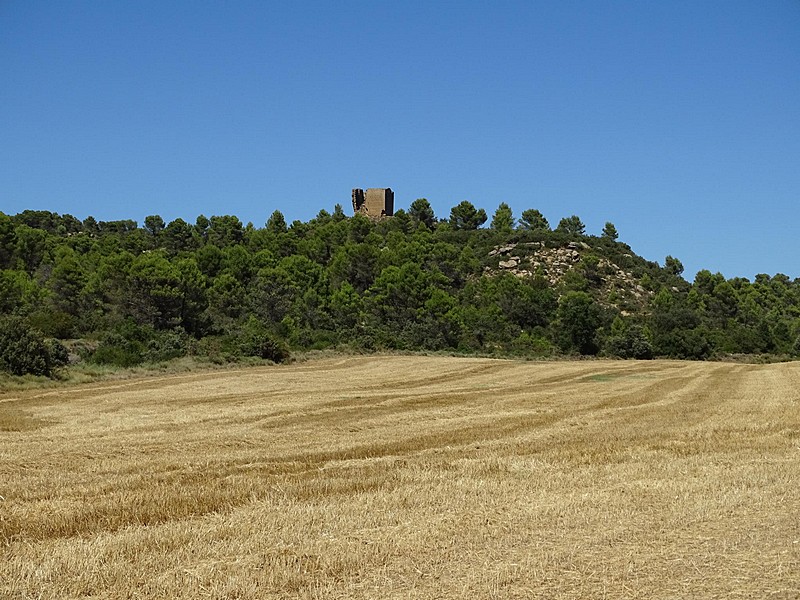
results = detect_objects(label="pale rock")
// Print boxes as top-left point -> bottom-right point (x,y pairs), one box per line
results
499,258 -> 519,269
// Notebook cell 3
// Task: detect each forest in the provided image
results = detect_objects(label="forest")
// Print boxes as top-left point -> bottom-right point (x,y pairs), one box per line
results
1,200 -> 799,377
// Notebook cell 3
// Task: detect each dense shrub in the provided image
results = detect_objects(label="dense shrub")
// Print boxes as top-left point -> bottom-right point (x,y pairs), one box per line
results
603,321 -> 654,359
144,329 -> 192,362
91,321 -> 191,367
511,331 -> 555,356
27,309 -> 76,339
652,327 -> 713,360
91,332 -> 146,367
238,317 -> 290,363
46,338 -> 70,368
0,316 -> 68,376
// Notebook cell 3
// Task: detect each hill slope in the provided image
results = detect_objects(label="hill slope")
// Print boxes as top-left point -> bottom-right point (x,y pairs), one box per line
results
1,207 -> 798,375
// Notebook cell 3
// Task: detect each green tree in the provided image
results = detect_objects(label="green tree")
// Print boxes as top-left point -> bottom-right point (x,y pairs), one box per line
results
205,272 -> 245,332
648,289 -> 712,359
248,266 -> 297,324
495,274 -> 557,330
207,215 -> 244,247
126,253 -> 184,329
332,204 -> 347,222
693,270 -> 725,297
46,247 -> 87,335
194,214 -> 210,242
13,210 -> 62,233
162,218 -> 196,254
664,255 -> 684,277
174,257 -> 207,336
409,198 -> 436,230
90,320 -> 149,367
601,222 -> 618,241
0,316 -> 67,376
82,216 -> 99,235
144,215 -> 165,237
60,214 -> 83,234
13,225 -> 49,273
449,201 -> 487,230
555,215 -> 586,236
266,210 -> 288,234
0,269 -> 42,314
237,316 -> 290,362
98,219 -> 137,236
458,278 -> 520,349
222,245 -> 253,283
196,244 -> 225,278
603,317 -> 653,359
420,288 -> 462,349
4,197 -> 794,365
554,291 -> 602,354
329,282 -> 364,333
385,208 -> 412,234
490,202 -> 515,233
313,209 -> 331,225
364,262 -> 443,348
348,213 -> 374,243
328,242 -> 380,292
0,212 -> 16,268
519,209 -> 550,231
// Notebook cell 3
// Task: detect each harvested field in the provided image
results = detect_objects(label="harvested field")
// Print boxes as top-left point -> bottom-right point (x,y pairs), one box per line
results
1,356 -> 799,599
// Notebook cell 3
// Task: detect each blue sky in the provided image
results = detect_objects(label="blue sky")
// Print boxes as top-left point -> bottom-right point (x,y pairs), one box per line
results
2,1 -> 798,280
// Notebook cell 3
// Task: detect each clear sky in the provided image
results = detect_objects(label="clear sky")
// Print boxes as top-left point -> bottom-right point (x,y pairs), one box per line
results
2,1 -> 799,280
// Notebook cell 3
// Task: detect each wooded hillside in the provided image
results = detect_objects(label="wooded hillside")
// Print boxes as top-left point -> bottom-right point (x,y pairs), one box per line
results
1,201 -> 798,376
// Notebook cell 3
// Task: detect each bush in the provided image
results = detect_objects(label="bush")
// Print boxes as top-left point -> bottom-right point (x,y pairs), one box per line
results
91,332 -> 146,367
91,322 -> 192,367
28,309 -> 75,339
511,331 -> 555,357
144,329 -> 192,363
194,335 -> 238,364
0,316 -> 67,376
652,327 -> 713,360
604,325 -> 654,359
46,338 -> 70,368
238,317 -> 290,363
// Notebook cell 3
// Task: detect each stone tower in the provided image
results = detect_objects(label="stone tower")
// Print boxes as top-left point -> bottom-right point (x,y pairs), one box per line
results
352,188 -> 394,219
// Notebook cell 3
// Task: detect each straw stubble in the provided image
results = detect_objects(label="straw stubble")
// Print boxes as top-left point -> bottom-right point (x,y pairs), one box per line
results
1,356 -> 798,598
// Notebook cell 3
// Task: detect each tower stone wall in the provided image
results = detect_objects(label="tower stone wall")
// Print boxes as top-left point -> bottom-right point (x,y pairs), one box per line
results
351,188 -> 394,219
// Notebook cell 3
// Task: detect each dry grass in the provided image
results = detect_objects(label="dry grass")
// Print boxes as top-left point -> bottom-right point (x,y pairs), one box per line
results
1,356 -> 798,599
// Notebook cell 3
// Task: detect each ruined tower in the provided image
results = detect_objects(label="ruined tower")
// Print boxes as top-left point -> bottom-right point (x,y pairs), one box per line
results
351,188 -> 394,219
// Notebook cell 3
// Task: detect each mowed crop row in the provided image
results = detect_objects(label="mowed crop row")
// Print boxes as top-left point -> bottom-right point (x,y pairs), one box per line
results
1,357 -> 799,599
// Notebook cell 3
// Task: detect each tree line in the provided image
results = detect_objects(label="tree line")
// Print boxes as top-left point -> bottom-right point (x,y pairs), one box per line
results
1,200 -> 799,376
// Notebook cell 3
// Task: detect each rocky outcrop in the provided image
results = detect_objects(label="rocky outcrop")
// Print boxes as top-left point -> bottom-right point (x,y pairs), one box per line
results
486,241 -> 654,308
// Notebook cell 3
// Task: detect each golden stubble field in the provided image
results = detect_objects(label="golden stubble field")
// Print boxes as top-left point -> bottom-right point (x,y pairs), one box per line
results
1,356 -> 799,599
